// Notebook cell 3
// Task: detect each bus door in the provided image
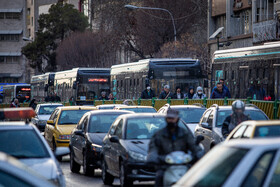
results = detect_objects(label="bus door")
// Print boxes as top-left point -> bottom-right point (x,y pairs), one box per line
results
238,66 -> 249,98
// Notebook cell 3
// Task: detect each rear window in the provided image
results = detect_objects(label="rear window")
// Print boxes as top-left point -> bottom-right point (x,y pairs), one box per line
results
89,114 -> 124,133
217,110 -> 268,127
254,125 -> 280,137
120,108 -> 156,113
39,105 -> 61,115
0,130 -> 50,158
176,108 -> 206,123
58,110 -> 91,125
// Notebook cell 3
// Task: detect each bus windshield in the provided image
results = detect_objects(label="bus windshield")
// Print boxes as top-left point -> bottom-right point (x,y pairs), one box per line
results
77,82 -> 110,100
16,86 -> 31,102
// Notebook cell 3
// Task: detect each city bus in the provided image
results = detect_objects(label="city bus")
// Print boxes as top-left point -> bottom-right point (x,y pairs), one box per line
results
31,72 -> 55,102
2,84 -> 31,103
111,58 -> 205,99
54,68 -> 111,105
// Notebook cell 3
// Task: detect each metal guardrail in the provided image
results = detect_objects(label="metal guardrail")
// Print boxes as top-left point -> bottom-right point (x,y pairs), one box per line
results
1,98 -> 279,119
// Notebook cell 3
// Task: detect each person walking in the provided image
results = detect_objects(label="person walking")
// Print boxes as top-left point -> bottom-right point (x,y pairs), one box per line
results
193,86 -> 207,99
141,84 -> 155,99
29,99 -> 37,110
222,100 -> 250,138
159,85 -> 173,99
147,109 -> 203,186
10,98 -> 20,107
211,82 -> 230,99
173,86 -> 184,99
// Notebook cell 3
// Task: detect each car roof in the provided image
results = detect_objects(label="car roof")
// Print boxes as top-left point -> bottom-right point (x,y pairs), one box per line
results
96,104 -> 126,107
216,106 -> 261,111
118,113 -> 165,119
115,106 -> 155,109
87,110 -> 134,115
168,105 -> 205,109
37,103 -> 63,106
56,106 -> 96,111
0,121 -> 34,130
241,120 -> 280,126
224,138 -> 280,149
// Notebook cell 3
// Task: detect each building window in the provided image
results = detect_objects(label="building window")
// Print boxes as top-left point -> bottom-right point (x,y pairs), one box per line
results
255,0 -> 274,22
0,57 -> 4,63
0,13 -> 4,19
0,34 -> 20,42
240,10 -> 252,34
5,13 -> 20,19
215,15 -> 226,37
31,17 -> 33,26
0,56 -> 19,63
28,29 -> 31,37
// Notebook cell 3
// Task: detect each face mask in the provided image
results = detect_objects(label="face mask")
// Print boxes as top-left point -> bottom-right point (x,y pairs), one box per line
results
198,91 -> 202,95
147,87 -> 151,90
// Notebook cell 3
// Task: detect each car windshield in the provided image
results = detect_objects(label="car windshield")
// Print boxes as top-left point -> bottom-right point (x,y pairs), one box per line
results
89,114 -> 124,133
99,106 -> 115,110
38,105 -> 61,115
125,117 -> 188,139
58,110 -> 91,125
177,146 -> 248,187
176,108 -> 206,123
254,125 -> 280,137
120,108 -> 156,113
0,130 -> 50,158
216,109 -> 268,127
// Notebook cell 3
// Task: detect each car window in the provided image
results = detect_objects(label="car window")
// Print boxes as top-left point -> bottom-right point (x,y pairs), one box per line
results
242,125 -> 253,138
57,110 -> 91,125
52,110 -> 60,123
125,117 -> 188,140
0,130 -> 50,158
206,111 -> 214,127
176,108 -> 206,123
89,114 -> 124,133
243,151 -> 275,187
38,105 -> 60,115
217,109 -> 268,127
114,120 -> 123,138
109,118 -> 120,135
187,147 -> 248,187
254,126 -> 280,138
269,155 -> 280,187
201,110 -> 212,124
0,171 -> 30,187
49,109 -> 58,120
230,125 -> 247,139
77,116 -> 86,130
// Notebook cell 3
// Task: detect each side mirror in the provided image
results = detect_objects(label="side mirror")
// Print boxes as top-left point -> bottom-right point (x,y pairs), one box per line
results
109,136 -> 119,143
47,120 -> 54,126
195,135 -> 205,145
74,130 -> 84,136
55,147 -> 70,158
201,123 -> 211,130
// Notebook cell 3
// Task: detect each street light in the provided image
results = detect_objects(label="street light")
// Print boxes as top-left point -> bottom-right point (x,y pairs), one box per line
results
124,4 -> 177,42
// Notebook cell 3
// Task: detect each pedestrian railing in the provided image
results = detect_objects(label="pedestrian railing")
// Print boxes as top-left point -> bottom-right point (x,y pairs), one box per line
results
1,98 -> 280,119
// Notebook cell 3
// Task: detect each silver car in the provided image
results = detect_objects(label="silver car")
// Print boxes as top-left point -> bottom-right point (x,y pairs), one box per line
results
0,121 -> 67,187
32,103 -> 63,132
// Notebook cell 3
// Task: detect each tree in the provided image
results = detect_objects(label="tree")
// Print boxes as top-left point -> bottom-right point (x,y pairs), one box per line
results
22,2 -> 88,72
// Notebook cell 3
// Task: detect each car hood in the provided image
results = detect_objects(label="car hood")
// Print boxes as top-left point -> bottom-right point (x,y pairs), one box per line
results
121,139 -> 150,154
38,115 -> 51,121
185,123 -> 198,134
57,125 -> 77,135
20,158 -> 58,180
88,133 -> 107,145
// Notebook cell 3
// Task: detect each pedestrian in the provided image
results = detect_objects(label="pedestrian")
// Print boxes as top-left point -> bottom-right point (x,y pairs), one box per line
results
147,109 -> 203,186
108,93 -> 114,100
53,92 -> 61,102
29,99 -> 37,110
193,86 -> 207,99
222,100 -> 250,138
10,98 -> 20,108
45,93 -> 53,102
99,91 -> 109,100
186,86 -> 195,99
212,79 -> 231,98
159,85 -> 173,99
247,80 -> 266,100
211,82 -> 230,99
141,84 -> 155,99
173,86 -> 184,99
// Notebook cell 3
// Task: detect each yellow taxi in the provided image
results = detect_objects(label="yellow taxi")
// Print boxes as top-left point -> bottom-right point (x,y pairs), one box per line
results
44,106 -> 96,151
226,120 -> 280,141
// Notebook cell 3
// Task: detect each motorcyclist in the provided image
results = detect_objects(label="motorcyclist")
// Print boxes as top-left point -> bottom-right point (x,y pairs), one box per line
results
147,109 -> 203,186
222,100 -> 251,138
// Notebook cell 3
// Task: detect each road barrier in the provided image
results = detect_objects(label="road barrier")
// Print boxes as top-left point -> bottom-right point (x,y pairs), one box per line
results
1,98 -> 280,119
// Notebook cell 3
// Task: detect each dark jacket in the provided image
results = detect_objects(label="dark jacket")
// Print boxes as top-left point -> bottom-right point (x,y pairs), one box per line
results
159,91 -> 173,99
247,86 -> 265,100
147,126 -> 202,164
99,96 -> 109,100
141,89 -> 155,99
222,113 -> 250,138
210,88 -> 230,99
173,92 -> 184,99
212,85 -> 231,98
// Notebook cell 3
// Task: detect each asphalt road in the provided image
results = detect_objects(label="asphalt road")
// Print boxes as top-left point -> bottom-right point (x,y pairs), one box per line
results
60,156 -> 154,187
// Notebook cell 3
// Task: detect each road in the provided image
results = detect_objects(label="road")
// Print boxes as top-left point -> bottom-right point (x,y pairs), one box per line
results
60,156 -> 154,187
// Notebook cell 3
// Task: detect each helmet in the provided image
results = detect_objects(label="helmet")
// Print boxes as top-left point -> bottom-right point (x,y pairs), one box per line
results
166,109 -> 179,119
232,100 -> 245,113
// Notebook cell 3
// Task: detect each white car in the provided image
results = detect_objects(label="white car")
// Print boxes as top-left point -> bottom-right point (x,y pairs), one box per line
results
32,103 -> 63,132
175,138 -> 280,187
0,151 -> 55,187
0,121 -> 67,187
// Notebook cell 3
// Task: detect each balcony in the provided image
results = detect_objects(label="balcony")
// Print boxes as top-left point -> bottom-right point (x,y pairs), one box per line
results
253,20 -> 277,43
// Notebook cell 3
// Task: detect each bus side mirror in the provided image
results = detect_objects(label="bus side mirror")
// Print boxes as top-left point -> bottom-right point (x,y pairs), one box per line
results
73,81 -> 77,89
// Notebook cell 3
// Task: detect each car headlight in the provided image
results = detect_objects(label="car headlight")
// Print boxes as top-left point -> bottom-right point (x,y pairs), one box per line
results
58,135 -> 70,140
91,143 -> 102,152
128,151 -> 147,162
